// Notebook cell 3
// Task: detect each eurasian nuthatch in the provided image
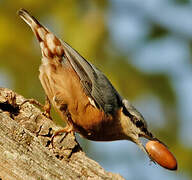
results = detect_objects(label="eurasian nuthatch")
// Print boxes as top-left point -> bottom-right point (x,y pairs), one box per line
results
18,9 -> 177,170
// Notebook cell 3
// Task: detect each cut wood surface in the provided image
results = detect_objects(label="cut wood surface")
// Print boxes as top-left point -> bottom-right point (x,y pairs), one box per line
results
0,88 -> 124,180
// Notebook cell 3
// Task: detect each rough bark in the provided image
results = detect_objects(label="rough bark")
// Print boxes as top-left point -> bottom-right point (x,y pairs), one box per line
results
0,88 -> 124,180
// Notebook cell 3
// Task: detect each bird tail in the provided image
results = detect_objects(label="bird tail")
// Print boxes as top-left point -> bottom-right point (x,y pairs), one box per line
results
18,9 -> 48,42
18,9 -> 64,58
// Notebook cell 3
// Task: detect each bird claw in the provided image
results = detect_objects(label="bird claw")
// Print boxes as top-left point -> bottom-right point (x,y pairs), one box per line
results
50,126 -> 74,148
42,110 -> 52,120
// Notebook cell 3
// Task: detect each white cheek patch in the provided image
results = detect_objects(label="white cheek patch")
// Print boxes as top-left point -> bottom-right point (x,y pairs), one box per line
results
88,97 -> 97,108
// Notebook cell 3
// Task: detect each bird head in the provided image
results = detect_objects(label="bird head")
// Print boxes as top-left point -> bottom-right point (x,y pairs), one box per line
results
120,99 -> 155,155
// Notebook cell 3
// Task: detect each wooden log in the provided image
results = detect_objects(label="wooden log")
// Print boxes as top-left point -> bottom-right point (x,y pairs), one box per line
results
0,87 -> 124,180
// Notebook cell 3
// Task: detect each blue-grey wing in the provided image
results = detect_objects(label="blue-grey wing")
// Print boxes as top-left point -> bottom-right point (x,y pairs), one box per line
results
62,41 -> 122,114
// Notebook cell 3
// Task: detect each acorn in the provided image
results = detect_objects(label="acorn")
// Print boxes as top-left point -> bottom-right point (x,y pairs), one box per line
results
146,140 -> 177,170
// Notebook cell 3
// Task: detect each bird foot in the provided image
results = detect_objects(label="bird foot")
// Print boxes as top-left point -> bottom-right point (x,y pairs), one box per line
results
51,125 -> 74,148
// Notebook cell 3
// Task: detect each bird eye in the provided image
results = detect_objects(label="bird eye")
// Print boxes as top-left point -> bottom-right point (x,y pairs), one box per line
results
135,120 -> 144,128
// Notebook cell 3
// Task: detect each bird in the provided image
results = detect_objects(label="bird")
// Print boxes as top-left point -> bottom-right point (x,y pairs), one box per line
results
18,9 -> 177,170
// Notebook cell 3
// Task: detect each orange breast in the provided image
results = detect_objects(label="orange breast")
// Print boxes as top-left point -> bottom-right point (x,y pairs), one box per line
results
39,59 -> 110,134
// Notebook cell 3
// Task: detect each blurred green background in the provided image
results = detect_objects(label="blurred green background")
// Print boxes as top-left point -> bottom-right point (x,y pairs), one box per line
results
0,0 -> 192,179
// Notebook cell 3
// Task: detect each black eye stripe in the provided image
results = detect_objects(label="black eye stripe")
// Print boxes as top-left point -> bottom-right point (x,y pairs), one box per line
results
122,105 -> 145,128
135,120 -> 144,127
122,106 -> 133,118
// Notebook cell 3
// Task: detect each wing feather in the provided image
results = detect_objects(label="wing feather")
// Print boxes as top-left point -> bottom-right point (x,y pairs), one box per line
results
62,41 -> 122,114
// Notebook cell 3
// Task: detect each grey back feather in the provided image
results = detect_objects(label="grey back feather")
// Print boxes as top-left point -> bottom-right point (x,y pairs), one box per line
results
62,41 -> 122,114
